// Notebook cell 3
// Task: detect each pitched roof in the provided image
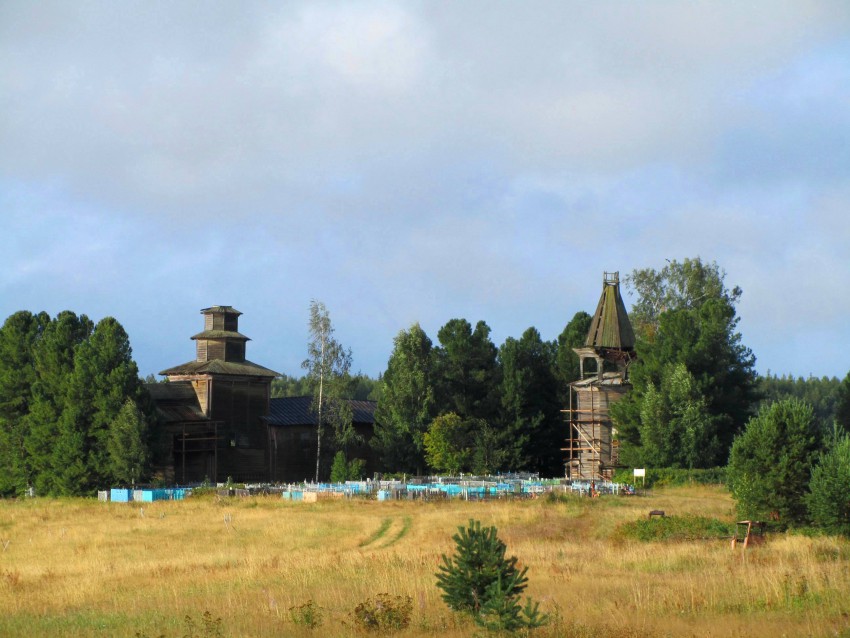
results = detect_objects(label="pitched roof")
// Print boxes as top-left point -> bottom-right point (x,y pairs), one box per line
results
159,359 -> 279,378
585,276 -> 635,351
190,330 -> 250,341
144,381 -> 208,424
264,396 -> 377,427
201,306 -> 242,315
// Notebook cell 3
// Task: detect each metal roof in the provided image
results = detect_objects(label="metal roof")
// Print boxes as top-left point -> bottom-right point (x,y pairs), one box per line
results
264,396 -> 377,427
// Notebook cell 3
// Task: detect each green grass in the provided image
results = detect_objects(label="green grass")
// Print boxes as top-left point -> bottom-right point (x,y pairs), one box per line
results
616,514 -> 735,541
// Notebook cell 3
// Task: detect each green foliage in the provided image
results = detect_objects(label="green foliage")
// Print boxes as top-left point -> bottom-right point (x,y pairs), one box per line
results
759,372 -> 841,436
289,599 -> 324,628
470,420 -> 507,476
422,413 -> 504,475
423,413 -> 475,475
499,327 -> 561,475
302,300 -> 353,482
554,311 -> 593,397
807,434 -> 850,536
614,259 -> 757,469
625,257 -> 742,340
436,519 -> 546,631
135,611 -> 223,638
433,319 -> 501,422
373,323 -> 435,474
351,593 -> 412,632
728,398 -> 823,525
182,612 -> 223,638
107,399 -> 150,487
636,363 -> 721,468
0,311 -> 49,496
610,467 -> 727,487
616,515 -> 734,542
273,372 -> 379,401
436,519 -> 527,615
330,450 -> 366,483
836,371 -> 850,436
477,576 -> 550,632
0,310 -> 145,496
271,373 -> 312,398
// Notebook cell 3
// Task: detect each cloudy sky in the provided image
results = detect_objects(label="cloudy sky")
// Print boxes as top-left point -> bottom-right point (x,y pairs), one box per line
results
2,1 -> 849,381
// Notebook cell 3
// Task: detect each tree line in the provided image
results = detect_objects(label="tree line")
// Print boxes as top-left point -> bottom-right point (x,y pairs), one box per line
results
3,257 -> 850,517
0,311 -> 151,497
370,312 -> 593,477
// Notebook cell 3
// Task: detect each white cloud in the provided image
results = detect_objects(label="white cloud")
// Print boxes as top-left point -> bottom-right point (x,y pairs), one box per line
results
2,2 -> 850,378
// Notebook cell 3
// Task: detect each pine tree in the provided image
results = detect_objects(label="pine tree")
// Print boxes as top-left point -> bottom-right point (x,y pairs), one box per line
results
436,519 -> 547,630
373,323 -> 435,474
728,398 -> 822,525
807,434 -> 850,536
0,311 -> 49,495
436,519 -> 527,615
499,327 -> 560,474
108,398 -> 150,487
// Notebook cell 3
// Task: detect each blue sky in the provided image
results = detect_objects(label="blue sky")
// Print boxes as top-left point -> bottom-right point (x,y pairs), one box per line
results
2,1 -> 849,381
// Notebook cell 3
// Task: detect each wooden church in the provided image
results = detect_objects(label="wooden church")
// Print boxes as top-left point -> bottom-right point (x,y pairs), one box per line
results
146,306 -> 378,484
564,272 -> 636,480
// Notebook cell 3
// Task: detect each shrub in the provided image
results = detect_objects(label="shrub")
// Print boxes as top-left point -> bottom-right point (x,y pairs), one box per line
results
611,467 -> 727,488
330,451 -> 367,483
436,519 -> 548,631
351,593 -> 412,632
289,599 -> 324,628
135,612 -> 222,638
616,515 -> 734,542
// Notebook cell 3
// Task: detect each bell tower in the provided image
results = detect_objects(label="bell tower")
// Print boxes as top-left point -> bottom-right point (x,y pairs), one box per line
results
564,272 -> 636,480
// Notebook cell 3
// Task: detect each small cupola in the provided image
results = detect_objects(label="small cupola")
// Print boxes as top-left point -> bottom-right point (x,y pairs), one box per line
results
192,306 -> 250,363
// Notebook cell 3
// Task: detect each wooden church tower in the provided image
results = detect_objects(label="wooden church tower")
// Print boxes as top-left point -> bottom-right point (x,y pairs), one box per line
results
154,306 -> 279,483
564,272 -> 636,480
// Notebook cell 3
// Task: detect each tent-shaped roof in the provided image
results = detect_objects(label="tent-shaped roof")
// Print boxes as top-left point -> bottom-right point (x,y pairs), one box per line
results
585,272 -> 635,351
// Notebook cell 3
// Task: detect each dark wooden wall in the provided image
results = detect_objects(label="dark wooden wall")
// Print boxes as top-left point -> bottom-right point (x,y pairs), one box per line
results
209,378 -> 272,483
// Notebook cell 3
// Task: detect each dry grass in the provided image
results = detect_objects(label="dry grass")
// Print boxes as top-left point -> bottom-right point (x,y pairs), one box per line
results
1,487 -> 849,637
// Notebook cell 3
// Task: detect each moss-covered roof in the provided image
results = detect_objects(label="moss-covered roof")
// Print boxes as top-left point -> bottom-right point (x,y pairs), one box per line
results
159,359 -> 279,378
190,330 -> 250,341
143,381 -> 209,424
200,306 -> 242,316
585,277 -> 635,351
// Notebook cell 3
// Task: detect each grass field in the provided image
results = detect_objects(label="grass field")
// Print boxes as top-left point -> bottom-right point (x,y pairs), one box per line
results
1,486 -> 849,637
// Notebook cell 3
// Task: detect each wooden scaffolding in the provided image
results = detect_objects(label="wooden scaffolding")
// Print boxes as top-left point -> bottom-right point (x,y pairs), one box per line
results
562,374 -> 627,481
562,271 -> 635,481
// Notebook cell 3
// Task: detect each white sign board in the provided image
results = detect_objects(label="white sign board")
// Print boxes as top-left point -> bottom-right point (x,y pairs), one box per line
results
633,468 -> 646,477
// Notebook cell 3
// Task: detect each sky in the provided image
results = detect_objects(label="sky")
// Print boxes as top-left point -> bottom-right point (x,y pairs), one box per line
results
2,1 -> 849,381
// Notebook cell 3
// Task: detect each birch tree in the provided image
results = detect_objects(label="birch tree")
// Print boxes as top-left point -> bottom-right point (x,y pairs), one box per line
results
302,301 -> 352,482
